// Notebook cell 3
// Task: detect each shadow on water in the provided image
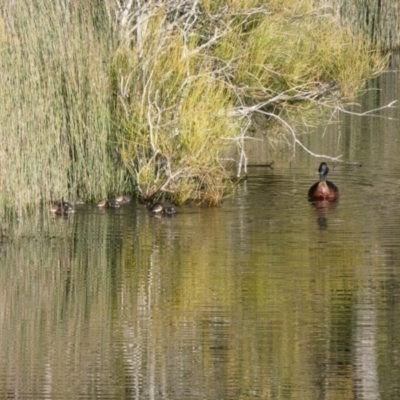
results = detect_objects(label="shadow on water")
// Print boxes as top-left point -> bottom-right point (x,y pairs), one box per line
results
2,59 -> 400,398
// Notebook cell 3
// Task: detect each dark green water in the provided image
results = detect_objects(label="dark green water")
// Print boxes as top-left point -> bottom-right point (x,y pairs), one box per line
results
1,61 -> 400,399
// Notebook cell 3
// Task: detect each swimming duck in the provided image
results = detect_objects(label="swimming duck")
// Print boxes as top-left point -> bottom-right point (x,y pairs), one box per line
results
97,199 -> 121,208
66,197 -> 85,205
50,200 -> 75,216
115,195 -> 132,205
147,202 -> 178,216
308,162 -> 339,201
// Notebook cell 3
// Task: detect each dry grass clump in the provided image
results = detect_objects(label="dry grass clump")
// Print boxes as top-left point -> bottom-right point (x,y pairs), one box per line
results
113,18 -> 240,205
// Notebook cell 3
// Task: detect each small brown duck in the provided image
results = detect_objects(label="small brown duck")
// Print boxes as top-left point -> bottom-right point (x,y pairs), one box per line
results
66,197 -> 85,205
97,199 -> 121,209
147,202 -> 178,216
50,200 -> 75,216
115,195 -> 132,205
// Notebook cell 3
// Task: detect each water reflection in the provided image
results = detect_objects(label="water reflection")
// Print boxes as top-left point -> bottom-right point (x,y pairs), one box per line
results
353,284 -> 380,400
309,199 -> 338,229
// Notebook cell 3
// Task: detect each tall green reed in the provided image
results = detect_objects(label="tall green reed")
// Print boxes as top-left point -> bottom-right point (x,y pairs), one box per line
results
0,1 -> 128,220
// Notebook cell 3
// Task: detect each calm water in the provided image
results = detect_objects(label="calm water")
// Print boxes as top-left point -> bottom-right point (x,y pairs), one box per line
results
1,62 -> 400,399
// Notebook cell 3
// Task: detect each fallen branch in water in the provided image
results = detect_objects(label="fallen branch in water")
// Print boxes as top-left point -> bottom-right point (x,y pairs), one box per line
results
230,82 -> 396,169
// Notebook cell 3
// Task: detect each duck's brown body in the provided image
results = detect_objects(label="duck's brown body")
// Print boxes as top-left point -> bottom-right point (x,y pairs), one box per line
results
50,200 -> 75,216
147,202 -> 178,215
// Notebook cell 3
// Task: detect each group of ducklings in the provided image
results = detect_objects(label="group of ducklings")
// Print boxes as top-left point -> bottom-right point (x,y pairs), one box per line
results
50,195 -> 178,216
146,202 -> 178,216
96,195 -> 132,209
50,195 -> 132,216
49,199 -> 81,216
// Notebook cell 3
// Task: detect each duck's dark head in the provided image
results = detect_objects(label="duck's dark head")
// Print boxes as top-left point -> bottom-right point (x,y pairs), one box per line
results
318,162 -> 329,180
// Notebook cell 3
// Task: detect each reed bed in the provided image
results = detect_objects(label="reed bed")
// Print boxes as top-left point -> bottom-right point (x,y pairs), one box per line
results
0,1 -> 128,219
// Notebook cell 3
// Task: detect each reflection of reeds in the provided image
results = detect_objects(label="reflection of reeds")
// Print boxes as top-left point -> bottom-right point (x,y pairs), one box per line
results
328,0 -> 400,50
0,197 -> 375,398
0,215 -> 121,397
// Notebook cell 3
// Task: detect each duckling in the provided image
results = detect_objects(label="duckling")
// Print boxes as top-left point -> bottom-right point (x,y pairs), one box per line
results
148,202 -> 162,213
108,199 -> 121,208
97,199 -> 108,208
50,201 -> 61,214
163,205 -> 178,215
66,197 -> 85,205
115,195 -> 132,205
97,199 -> 121,208
62,200 -> 75,214
50,200 -> 75,216
147,202 -> 178,216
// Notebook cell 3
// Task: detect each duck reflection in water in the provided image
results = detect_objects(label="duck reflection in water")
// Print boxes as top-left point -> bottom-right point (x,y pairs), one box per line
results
308,162 -> 339,229
311,199 -> 339,229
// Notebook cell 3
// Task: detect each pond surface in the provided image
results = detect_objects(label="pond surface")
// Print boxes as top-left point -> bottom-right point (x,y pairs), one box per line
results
1,60 -> 400,399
